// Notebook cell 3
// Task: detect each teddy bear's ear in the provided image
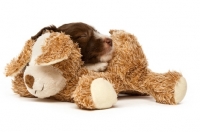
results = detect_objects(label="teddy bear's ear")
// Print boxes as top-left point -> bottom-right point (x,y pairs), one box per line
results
5,39 -> 35,77
109,29 -> 126,35
109,30 -> 116,35
109,29 -> 123,35
34,32 -> 75,66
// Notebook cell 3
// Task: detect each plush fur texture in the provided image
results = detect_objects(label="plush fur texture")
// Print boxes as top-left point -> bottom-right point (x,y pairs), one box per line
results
31,22 -> 114,71
5,30 -> 187,110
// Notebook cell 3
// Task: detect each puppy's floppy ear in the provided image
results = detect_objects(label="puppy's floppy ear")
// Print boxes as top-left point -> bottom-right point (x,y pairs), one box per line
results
31,25 -> 59,40
35,32 -> 75,66
5,39 -> 35,77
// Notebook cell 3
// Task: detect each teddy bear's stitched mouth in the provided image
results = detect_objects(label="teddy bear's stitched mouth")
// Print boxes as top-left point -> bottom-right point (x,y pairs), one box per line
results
34,85 -> 44,94
41,85 -> 44,91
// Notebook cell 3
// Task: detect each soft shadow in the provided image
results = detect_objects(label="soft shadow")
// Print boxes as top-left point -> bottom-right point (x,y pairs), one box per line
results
16,95 -> 67,103
30,98 -> 60,103
117,94 -> 155,102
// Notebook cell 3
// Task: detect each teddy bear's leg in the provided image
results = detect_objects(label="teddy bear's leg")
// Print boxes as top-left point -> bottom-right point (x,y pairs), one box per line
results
73,74 -> 123,110
144,71 -> 187,104
173,77 -> 187,104
12,73 -> 34,97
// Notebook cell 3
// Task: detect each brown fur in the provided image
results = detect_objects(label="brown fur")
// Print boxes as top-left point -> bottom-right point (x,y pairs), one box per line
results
5,39 -> 34,77
5,30 -> 187,110
31,22 -> 112,64
24,75 -> 34,88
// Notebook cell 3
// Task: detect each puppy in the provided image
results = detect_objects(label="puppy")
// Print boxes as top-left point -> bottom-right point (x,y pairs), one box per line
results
31,22 -> 113,71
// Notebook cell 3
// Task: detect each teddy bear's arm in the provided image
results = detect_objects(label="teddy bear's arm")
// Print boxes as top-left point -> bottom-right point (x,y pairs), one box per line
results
73,72 -> 126,109
5,39 -> 34,77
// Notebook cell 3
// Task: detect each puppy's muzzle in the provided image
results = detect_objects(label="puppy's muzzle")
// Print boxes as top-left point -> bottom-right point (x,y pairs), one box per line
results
104,38 -> 112,47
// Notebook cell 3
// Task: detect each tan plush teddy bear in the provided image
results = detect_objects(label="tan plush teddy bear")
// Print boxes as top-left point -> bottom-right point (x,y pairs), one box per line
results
5,30 -> 187,110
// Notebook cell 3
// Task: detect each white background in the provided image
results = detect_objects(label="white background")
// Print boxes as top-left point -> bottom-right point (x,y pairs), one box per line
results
0,0 -> 200,132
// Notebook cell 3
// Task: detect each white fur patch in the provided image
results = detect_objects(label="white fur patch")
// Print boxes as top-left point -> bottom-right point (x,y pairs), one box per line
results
24,65 -> 66,98
84,62 -> 108,72
100,54 -> 112,62
174,77 -> 187,104
93,31 -> 114,63
100,46 -> 114,62
91,78 -> 117,109
29,33 -> 50,65
94,31 -> 110,39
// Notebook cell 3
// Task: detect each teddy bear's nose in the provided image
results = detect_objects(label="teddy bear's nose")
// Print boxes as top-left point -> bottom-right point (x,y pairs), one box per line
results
25,75 -> 34,89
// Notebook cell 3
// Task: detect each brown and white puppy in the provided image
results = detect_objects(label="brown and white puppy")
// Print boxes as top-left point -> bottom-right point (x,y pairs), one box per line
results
31,22 -> 113,71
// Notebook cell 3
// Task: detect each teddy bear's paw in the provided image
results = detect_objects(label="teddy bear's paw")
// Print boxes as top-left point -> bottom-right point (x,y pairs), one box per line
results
90,78 -> 117,109
174,77 -> 187,104
24,65 -> 66,98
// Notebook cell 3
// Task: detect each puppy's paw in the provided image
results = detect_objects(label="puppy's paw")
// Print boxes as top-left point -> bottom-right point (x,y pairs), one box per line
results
84,62 -> 108,72
97,62 -> 108,72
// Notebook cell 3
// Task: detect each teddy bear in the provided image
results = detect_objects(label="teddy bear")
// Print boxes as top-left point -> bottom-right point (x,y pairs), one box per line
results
5,30 -> 187,110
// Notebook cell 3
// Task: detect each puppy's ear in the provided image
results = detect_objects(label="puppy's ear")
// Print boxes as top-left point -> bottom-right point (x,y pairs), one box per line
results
31,25 -> 59,40
57,24 -> 73,35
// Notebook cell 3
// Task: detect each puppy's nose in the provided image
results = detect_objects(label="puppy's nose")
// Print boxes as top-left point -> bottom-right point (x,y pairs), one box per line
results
105,38 -> 112,46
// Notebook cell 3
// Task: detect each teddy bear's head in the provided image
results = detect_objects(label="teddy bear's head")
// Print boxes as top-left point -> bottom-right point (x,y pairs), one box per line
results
11,32 -> 83,98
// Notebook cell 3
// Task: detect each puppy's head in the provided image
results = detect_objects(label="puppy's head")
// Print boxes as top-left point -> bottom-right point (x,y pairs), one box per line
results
58,22 -> 113,64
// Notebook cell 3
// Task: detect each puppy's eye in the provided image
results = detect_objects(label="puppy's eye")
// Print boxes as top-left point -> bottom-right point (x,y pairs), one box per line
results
77,35 -> 87,39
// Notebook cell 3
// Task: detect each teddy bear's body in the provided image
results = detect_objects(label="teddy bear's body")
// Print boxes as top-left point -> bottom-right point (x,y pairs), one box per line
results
73,30 -> 187,109
5,30 -> 187,110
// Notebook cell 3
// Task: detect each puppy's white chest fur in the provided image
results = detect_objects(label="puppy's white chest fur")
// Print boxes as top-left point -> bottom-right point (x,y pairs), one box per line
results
84,62 -> 108,72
